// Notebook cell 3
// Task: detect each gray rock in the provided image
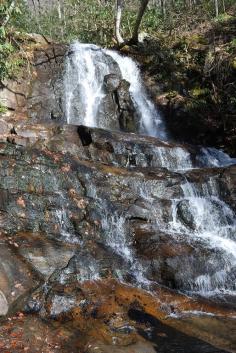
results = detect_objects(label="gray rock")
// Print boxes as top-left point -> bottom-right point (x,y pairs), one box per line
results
104,73 -> 121,92
0,290 -> 8,316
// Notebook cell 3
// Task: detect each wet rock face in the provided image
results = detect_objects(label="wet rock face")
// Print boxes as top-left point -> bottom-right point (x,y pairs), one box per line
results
0,123 -> 236,307
0,122 -> 235,352
0,37 -> 235,352
101,73 -> 138,132
0,281 -> 234,353
63,45 -> 139,133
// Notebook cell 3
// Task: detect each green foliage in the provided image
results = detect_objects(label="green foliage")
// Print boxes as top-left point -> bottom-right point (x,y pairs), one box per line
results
214,13 -> 234,23
185,98 -> 208,112
7,0 -> 236,47
0,40 -> 24,81
0,1 -> 25,82
190,87 -> 210,98
228,38 -> 236,53
12,0 -> 115,46
0,102 -> 7,113
0,0 -> 22,27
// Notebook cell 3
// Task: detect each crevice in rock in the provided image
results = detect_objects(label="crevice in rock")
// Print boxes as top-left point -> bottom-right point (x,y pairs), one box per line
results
77,126 -> 93,146
33,54 -> 65,67
0,81 -> 26,98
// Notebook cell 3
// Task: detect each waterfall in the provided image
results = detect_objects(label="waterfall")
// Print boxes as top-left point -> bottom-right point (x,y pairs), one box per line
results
64,41 -> 167,139
63,40 -> 236,301
64,43 -> 110,127
169,181 -> 236,295
104,49 -> 167,139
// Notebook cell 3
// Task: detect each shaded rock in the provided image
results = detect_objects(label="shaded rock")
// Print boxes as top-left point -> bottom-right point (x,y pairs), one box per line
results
116,79 -> 137,132
104,73 -> 120,92
0,239 -> 40,315
177,200 -> 196,230
77,125 -> 93,146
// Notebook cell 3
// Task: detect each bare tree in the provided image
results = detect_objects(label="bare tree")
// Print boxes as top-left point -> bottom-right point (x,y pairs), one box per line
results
160,0 -> 166,18
115,0 -> 124,45
115,0 -> 150,45
131,0 -> 150,43
214,0 -> 219,16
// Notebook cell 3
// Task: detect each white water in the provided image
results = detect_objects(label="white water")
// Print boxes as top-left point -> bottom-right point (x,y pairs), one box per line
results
85,178 -> 149,286
198,147 -> 236,167
104,49 -> 167,139
64,43 -> 107,127
152,146 -> 193,170
64,42 -> 167,139
169,181 -> 236,295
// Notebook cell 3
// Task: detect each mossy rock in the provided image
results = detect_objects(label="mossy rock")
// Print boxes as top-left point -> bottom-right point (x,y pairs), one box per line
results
231,58 -> 236,69
190,87 -> 210,98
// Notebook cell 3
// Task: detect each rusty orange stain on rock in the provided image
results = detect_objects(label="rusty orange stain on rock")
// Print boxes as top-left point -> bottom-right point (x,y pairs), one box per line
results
17,197 -> 26,208
61,164 -> 71,173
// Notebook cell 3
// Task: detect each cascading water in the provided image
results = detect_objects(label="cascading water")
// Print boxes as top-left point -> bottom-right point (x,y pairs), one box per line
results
64,41 -> 167,139
104,49 -> 167,139
63,40 -> 236,302
169,180 -> 236,295
64,43 -> 112,127
85,179 -> 150,286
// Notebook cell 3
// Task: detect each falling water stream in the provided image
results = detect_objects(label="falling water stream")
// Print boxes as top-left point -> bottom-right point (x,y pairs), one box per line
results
64,42 -> 167,139
63,41 -> 236,301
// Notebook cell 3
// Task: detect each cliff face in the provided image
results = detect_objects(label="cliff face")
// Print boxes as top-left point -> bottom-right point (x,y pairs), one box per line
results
0,37 -> 236,353
0,35 -> 67,124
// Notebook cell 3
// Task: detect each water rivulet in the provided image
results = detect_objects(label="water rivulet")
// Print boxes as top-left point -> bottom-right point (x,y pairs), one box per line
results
62,42 -> 236,303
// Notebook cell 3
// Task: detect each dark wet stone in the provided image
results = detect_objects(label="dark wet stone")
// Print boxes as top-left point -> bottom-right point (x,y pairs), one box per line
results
77,126 -> 93,146
104,73 -> 121,92
129,309 -> 230,353
177,200 -> 196,229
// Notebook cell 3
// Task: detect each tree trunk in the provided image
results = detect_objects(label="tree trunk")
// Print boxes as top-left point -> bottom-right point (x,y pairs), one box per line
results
222,0 -> 226,13
214,0 -> 219,17
131,0 -> 150,44
161,0 -> 166,18
115,0 -> 124,45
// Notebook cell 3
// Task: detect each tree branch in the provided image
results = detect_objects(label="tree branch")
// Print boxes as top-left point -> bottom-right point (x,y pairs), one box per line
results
1,0 -> 16,28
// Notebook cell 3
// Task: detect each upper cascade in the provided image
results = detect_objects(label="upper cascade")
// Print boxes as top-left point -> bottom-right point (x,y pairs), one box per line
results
63,42 -> 168,140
